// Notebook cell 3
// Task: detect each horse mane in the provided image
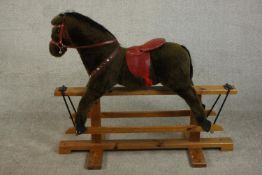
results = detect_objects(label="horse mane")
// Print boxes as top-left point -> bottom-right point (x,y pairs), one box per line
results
64,12 -> 116,38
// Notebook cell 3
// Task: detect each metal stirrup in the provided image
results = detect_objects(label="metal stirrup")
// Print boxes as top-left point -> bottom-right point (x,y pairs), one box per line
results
59,85 -> 76,128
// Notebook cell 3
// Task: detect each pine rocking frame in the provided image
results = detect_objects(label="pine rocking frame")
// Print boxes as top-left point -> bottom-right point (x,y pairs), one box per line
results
54,85 -> 238,169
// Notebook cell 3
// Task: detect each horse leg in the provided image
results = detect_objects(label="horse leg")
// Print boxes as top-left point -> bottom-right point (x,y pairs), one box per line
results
174,86 -> 211,131
75,88 -> 104,135
151,43 -> 211,131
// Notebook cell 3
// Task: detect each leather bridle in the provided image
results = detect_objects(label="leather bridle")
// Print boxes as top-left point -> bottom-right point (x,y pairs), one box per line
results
49,17 -> 121,78
50,20 -> 118,54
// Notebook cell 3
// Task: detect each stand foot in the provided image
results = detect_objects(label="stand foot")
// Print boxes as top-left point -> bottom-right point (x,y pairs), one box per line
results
86,148 -> 104,170
188,148 -> 207,167
221,144 -> 234,151
59,141 -> 72,154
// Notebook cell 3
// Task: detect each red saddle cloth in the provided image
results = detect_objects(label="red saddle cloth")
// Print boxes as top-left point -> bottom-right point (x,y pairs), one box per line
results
126,38 -> 166,86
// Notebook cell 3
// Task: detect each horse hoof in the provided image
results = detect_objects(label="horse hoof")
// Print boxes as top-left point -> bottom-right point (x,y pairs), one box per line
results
76,125 -> 87,135
200,119 -> 211,132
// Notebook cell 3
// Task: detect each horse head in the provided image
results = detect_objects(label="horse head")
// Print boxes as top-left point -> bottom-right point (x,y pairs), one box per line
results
49,12 -> 116,58
49,13 -> 69,57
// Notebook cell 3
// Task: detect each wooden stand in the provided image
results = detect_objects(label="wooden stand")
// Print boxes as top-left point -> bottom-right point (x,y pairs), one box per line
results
55,85 -> 238,169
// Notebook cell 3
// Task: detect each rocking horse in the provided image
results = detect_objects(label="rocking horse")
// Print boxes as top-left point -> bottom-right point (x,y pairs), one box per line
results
50,12 -> 238,169
49,12 -> 212,135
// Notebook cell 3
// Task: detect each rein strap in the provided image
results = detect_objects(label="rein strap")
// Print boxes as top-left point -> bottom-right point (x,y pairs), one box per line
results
50,21 -> 117,51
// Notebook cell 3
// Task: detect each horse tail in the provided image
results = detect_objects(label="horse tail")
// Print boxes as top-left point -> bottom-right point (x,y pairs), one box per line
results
181,45 -> 193,79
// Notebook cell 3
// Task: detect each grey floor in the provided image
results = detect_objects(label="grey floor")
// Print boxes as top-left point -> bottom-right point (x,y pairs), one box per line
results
1,0 -> 262,175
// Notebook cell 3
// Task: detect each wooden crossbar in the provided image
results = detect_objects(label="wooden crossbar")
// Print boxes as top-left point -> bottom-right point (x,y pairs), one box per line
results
69,110 -> 216,119
101,110 -> 216,118
65,124 -> 223,134
54,85 -> 238,96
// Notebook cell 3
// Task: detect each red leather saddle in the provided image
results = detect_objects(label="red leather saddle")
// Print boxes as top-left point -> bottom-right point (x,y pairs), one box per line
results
126,38 -> 166,86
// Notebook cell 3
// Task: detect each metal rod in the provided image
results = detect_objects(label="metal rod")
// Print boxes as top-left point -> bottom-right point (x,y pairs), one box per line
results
213,90 -> 230,125
67,96 -> 77,113
62,95 -> 76,128
207,94 -> 221,118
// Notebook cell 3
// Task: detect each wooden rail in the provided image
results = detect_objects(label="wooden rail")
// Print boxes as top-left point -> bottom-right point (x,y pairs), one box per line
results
69,110 -> 216,119
100,110 -> 216,118
65,124 -> 223,134
54,85 -> 238,96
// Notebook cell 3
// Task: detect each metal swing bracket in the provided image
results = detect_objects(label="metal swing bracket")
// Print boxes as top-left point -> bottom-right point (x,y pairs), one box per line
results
207,83 -> 234,133
59,85 -> 77,129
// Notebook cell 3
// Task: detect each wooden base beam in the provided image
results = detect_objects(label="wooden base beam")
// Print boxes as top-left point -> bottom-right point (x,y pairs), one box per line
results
59,137 -> 233,153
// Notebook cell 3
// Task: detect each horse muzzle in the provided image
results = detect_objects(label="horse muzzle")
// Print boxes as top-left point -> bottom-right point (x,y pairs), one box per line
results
49,41 -> 67,57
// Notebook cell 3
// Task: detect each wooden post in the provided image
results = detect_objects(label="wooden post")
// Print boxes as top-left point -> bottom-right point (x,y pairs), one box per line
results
90,100 -> 102,143
86,100 -> 104,170
187,95 -> 207,167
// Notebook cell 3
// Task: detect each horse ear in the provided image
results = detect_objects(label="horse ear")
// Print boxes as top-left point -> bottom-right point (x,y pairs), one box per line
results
51,14 -> 64,25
